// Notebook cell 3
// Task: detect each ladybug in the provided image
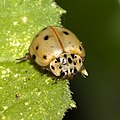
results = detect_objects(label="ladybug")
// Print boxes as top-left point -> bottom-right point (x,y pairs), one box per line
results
17,26 -> 88,79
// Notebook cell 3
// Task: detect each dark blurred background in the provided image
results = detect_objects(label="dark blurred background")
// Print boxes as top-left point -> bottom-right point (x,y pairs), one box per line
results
56,0 -> 120,120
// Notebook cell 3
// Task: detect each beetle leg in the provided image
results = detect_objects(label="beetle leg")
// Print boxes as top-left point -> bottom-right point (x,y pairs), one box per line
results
16,53 -> 31,61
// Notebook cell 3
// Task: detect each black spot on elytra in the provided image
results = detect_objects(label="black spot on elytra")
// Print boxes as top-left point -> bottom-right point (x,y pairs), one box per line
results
68,58 -> 72,64
51,65 -> 55,70
36,46 -> 39,50
63,31 -> 69,35
56,57 -> 60,62
79,59 -> 81,63
32,54 -> 36,60
44,35 -> 49,40
43,55 -> 47,59
79,46 -> 82,51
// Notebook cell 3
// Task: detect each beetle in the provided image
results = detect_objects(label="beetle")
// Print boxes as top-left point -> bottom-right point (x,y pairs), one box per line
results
17,26 -> 88,79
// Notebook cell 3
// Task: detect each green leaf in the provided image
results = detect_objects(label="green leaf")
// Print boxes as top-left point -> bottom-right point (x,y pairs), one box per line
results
0,0 -> 76,119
